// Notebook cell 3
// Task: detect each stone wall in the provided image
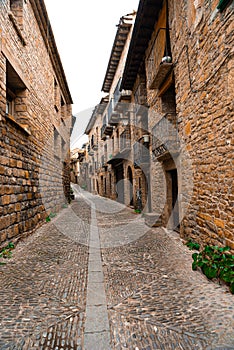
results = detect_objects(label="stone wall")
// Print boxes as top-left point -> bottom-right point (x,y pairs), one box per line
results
146,0 -> 233,248
0,0 -> 72,244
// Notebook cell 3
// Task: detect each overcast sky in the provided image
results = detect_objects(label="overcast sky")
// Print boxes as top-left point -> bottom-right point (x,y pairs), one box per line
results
44,0 -> 139,148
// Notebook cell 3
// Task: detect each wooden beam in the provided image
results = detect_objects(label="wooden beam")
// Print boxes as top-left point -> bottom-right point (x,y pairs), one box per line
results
157,72 -> 174,96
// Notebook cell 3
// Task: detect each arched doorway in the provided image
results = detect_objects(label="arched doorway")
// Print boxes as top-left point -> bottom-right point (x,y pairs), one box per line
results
109,173 -> 112,197
115,164 -> 124,203
96,179 -> 99,194
127,166 -> 133,206
101,176 -> 104,196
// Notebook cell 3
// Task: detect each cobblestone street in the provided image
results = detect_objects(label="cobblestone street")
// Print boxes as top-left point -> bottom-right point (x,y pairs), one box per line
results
0,186 -> 233,350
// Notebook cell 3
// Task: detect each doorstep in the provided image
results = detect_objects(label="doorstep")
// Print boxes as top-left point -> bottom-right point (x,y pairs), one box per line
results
144,212 -> 163,227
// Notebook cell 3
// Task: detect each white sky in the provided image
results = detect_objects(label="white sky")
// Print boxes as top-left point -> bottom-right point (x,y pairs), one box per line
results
44,0 -> 139,148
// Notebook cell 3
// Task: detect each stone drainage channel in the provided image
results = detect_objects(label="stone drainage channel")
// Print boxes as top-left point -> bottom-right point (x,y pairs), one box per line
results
76,188 -> 112,350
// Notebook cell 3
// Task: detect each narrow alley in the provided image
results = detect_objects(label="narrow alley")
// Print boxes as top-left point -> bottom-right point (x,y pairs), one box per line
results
0,186 -> 233,350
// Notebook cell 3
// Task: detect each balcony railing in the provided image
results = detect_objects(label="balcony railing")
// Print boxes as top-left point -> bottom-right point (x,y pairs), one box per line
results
120,128 -> 131,153
147,28 -> 173,89
91,136 -> 98,150
107,99 -> 120,125
101,154 -> 108,168
133,141 -> 150,167
107,79 -> 132,124
113,78 -> 131,106
101,123 -> 113,140
152,113 -> 180,159
87,144 -> 94,156
113,78 -> 122,106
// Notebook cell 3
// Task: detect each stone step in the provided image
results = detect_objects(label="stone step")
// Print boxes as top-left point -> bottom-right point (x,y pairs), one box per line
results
144,212 -> 163,227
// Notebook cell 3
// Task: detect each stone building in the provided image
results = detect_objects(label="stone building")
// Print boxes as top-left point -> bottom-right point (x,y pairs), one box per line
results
70,148 -> 80,184
85,0 -> 233,249
0,0 -> 73,244
85,97 -> 108,196
70,146 -> 87,187
120,0 -> 233,248
85,13 -> 145,207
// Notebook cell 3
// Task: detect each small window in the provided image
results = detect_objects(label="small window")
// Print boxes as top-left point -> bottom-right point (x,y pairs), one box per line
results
61,138 -> 66,159
54,127 -> 61,159
6,89 -> 15,115
6,60 -> 27,120
61,96 -> 65,107
10,0 -> 24,29
54,78 -> 59,111
61,96 -> 66,119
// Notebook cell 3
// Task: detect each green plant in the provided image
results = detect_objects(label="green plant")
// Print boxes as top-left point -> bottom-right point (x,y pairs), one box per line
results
192,245 -> 234,294
0,242 -> 15,265
186,240 -> 200,250
45,212 -> 56,222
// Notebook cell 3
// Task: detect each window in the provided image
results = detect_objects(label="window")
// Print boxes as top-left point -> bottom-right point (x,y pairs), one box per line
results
10,0 -> 24,29
54,79 -> 59,111
6,60 -> 27,120
54,127 -> 61,159
6,89 -> 15,115
61,138 -> 66,160
61,96 -> 66,119
96,126 -> 99,145
61,96 -> 65,107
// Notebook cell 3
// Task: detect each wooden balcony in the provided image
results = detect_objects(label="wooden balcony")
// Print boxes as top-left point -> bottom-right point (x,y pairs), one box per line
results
89,165 -> 94,175
152,113 -> 180,160
101,155 -> 108,169
111,78 -> 132,115
91,135 -> 98,150
101,123 -> 113,140
119,128 -> 131,154
147,28 -> 173,90
107,99 -> 120,125
149,62 -> 173,89
87,144 -> 94,156
133,140 -> 150,168
113,78 -> 131,105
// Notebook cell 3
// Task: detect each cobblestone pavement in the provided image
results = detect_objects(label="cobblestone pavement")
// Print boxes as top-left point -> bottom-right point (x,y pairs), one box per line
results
0,188 -> 234,349
0,199 -> 90,350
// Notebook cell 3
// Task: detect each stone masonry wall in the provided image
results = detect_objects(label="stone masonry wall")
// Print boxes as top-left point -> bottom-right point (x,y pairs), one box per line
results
0,0 -> 72,244
146,0 -> 233,248
170,0 -> 233,248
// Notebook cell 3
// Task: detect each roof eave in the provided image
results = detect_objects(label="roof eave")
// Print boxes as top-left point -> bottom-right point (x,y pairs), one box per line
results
101,13 -> 135,93
120,0 -> 163,91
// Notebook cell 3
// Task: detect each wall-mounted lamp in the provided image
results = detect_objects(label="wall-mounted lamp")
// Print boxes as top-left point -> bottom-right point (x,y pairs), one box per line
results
161,56 -> 172,63
122,117 -> 129,126
143,134 -> 150,143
